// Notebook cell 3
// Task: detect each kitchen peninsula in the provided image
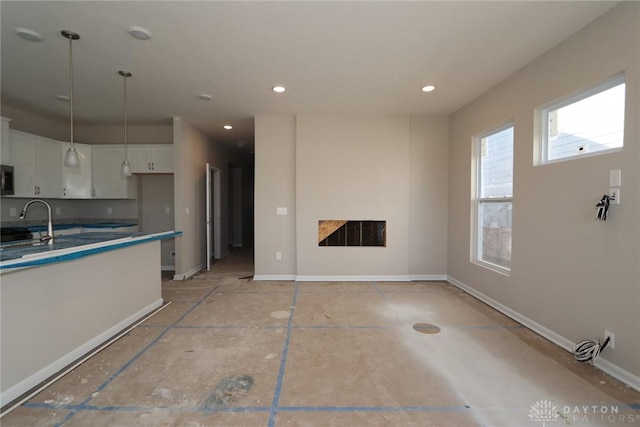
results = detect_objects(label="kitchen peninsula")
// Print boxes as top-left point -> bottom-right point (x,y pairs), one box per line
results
0,229 -> 181,406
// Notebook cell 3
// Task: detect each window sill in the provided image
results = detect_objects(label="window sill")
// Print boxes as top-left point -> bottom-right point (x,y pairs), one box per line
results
472,259 -> 511,277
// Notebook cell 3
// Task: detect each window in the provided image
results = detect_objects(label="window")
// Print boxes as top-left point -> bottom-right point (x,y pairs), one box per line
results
538,73 -> 625,164
474,124 -> 513,273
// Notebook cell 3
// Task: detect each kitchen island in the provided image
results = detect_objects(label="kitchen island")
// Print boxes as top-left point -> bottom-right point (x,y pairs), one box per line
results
0,230 -> 181,406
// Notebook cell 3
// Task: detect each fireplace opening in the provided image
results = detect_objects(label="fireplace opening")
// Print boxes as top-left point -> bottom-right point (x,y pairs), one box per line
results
318,220 -> 386,247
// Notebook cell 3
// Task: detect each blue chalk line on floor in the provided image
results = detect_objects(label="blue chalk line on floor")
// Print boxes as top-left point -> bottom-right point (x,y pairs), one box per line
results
268,282 -> 299,427
51,283 -> 222,427
21,280 -> 534,426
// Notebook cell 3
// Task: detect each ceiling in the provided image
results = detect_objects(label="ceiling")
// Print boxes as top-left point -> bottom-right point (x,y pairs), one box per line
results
1,1 -> 618,155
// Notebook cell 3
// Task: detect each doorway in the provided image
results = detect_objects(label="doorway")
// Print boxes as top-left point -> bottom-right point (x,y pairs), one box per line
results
206,163 -> 221,271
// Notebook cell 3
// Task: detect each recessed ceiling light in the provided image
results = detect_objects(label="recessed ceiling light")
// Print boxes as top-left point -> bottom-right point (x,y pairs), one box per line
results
128,26 -> 152,41
15,28 -> 43,42
55,95 -> 71,102
272,86 -> 286,93
421,85 -> 436,93
198,93 -> 212,101
223,125 -> 233,130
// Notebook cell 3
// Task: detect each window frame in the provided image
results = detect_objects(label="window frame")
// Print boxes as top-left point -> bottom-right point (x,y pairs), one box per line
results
536,72 -> 625,165
472,122 -> 514,276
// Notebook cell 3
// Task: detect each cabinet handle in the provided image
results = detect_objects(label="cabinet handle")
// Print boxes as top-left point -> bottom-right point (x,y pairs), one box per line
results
148,162 -> 152,170
151,162 -> 155,171
63,188 -> 66,196
34,186 -> 37,195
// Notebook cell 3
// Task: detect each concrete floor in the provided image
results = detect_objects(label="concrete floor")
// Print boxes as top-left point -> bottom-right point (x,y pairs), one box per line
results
3,249 -> 639,426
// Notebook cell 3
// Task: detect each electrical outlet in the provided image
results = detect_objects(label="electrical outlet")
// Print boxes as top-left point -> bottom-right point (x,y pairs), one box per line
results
609,188 -> 620,204
275,251 -> 282,260
604,330 -> 615,350
9,207 -> 16,217
107,206 -> 113,214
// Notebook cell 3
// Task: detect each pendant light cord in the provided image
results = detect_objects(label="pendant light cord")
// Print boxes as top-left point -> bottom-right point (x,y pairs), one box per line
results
68,31 -> 75,148
123,72 -> 128,159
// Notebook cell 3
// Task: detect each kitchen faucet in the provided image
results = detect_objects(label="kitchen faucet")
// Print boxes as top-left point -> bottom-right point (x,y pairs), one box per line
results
19,199 -> 54,245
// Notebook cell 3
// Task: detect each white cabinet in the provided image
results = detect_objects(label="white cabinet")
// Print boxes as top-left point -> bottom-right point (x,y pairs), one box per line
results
129,144 -> 173,173
9,130 -> 63,198
1,117 -> 11,164
91,145 -> 138,199
62,143 -> 92,199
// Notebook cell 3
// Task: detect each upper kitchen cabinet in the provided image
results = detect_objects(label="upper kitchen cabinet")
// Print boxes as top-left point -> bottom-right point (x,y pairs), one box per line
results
91,145 -> 137,199
62,142 -> 92,199
129,145 -> 173,173
1,117 -> 11,164
9,130 -> 62,198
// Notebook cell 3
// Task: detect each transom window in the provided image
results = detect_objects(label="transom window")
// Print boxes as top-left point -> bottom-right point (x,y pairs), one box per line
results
473,124 -> 514,274
537,73 -> 625,164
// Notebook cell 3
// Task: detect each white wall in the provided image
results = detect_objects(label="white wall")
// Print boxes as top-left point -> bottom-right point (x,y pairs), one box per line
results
409,116 -> 449,277
139,174 -> 175,269
254,116 -> 297,278
254,114 -> 449,280
296,115 -> 411,279
1,102 -> 172,144
0,197 -> 138,225
448,2 -> 640,382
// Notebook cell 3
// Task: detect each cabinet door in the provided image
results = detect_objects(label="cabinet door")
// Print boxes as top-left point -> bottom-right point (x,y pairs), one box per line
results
150,145 -> 173,173
128,146 -> 152,173
92,145 -> 137,199
62,142 -> 92,198
1,117 -> 12,165
9,130 -> 38,197
35,137 -> 63,198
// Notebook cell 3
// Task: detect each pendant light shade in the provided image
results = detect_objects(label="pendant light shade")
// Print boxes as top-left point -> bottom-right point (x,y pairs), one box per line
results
62,30 -> 80,168
64,147 -> 79,167
119,70 -> 133,177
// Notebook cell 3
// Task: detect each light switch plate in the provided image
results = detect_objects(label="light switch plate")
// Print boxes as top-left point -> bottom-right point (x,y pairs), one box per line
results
277,207 -> 288,216
609,169 -> 621,187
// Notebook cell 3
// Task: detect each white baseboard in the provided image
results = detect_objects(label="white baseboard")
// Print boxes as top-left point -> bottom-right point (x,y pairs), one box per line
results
253,274 -> 448,282
447,275 -> 640,392
296,275 -> 411,282
173,263 -> 205,281
253,275 -> 296,281
253,274 -> 447,283
0,299 -> 163,406
410,274 -> 448,281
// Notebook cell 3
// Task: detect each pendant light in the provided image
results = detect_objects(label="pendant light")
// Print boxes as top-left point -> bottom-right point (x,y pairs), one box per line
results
62,30 -> 80,167
119,70 -> 133,177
